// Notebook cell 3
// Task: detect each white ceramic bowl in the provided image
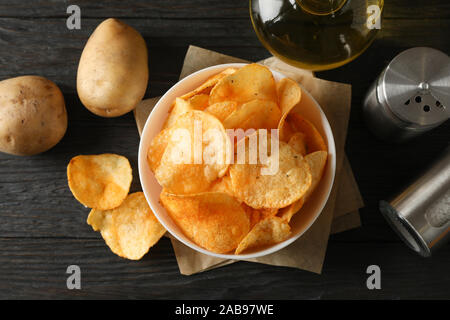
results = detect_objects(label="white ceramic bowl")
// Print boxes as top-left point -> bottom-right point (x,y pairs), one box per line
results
138,63 -> 336,260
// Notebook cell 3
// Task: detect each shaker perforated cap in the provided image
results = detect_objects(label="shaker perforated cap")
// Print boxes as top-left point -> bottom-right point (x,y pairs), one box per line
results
379,47 -> 450,126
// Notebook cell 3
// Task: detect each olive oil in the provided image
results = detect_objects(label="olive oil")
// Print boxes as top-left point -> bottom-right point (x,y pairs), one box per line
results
250,0 -> 384,71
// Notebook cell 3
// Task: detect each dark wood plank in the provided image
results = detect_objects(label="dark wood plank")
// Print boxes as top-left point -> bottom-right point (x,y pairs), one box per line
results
1,16 -> 449,94
0,238 -> 448,299
0,0 -> 448,19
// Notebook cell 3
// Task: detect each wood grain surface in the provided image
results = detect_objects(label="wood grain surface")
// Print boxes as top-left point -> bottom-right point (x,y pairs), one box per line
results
0,0 -> 449,299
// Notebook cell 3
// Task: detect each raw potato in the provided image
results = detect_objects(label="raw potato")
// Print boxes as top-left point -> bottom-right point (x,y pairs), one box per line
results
0,76 -> 67,156
77,18 -> 148,117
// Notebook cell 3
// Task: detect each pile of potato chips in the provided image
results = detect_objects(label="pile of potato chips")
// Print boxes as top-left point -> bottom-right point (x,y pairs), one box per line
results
149,64 -> 328,255
67,154 -> 166,260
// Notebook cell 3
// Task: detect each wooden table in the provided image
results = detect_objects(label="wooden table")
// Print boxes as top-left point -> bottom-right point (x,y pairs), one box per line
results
0,0 -> 448,299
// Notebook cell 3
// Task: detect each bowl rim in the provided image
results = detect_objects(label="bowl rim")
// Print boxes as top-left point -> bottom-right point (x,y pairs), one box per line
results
138,63 -> 336,260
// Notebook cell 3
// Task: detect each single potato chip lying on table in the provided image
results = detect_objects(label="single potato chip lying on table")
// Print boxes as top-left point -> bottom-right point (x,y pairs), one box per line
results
88,192 -> 166,260
153,110 -> 231,194
229,131 -> 312,209
67,154 -> 132,210
209,63 -> 278,105
235,216 -> 291,254
160,191 -> 250,254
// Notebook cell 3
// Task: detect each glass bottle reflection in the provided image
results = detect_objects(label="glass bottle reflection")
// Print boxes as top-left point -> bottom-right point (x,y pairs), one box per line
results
250,0 -> 384,70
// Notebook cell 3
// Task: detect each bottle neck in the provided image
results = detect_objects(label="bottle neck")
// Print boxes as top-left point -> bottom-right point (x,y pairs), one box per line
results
296,0 -> 348,15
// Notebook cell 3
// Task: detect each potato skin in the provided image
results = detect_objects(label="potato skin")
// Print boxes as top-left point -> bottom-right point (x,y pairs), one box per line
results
77,18 -> 149,117
0,76 -> 67,156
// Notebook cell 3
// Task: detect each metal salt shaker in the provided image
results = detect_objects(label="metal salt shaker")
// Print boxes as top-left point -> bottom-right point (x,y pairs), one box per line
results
363,47 -> 450,142
379,146 -> 450,257
363,47 -> 450,256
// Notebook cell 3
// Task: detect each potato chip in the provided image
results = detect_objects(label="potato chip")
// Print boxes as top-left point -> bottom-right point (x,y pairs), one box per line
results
209,64 -> 277,105
278,151 -> 327,222
288,131 -> 307,156
155,110 -> 231,194
147,128 -> 171,172
87,206 -> 123,257
235,216 -> 290,254
67,154 -> 132,210
277,78 -> 302,116
243,205 -> 278,228
180,68 -> 237,100
276,78 -> 302,141
208,175 -> 234,196
304,151 -> 328,199
88,192 -> 166,260
229,131 -> 312,209
205,101 -> 237,122
288,113 -> 327,153
278,197 -> 305,223
162,97 -> 193,129
188,94 -> 210,110
160,191 -> 250,253
223,99 -> 281,131
113,192 -> 166,260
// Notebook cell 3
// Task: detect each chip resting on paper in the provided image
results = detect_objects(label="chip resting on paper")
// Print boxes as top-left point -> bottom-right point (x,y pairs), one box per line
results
160,191 -> 250,254
67,154 -> 132,210
88,192 -> 166,260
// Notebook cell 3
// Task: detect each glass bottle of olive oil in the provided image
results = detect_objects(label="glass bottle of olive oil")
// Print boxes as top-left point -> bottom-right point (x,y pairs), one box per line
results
250,0 -> 384,71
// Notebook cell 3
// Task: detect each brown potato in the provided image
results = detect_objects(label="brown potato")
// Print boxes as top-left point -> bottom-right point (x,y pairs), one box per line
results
77,18 -> 148,117
0,76 -> 67,156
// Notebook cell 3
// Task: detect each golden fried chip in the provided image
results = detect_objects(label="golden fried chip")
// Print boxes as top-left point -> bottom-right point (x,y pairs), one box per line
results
160,191 -> 250,253
235,216 -> 290,254
288,113 -> 327,153
229,131 -> 312,209
276,78 -> 302,141
162,97 -> 193,129
147,128 -> 171,172
67,154 -> 132,210
188,94 -> 210,110
88,192 -> 166,260
288,132 -> 307,156
155,110 -> 231,194
113,192 -> 166,260
304,151 -> 328,199
87,207 -> 123,257
208,175 -> 234,196
223,99 -> 281,131
180,68 -> 237,100
278,151 -> 327,222
209,64 -> 277,105
205,101 -> 237,122
278,197 -> 305,223
243,205 -> 278,228
277,78 -> 302,116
